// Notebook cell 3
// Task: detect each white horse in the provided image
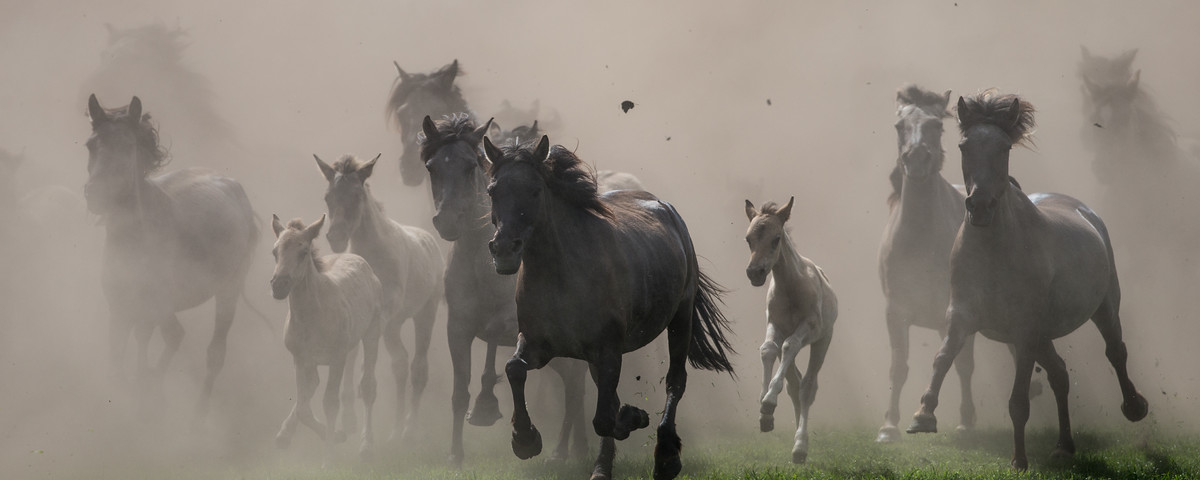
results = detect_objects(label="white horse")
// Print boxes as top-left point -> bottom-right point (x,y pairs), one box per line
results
744,197 -> 838,464
270,214 -> 383,462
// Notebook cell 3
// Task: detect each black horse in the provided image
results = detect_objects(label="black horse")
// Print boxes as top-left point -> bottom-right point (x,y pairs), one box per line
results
418,114 -> 589,465
483,135 -> 735,480
386,59 -> 471,186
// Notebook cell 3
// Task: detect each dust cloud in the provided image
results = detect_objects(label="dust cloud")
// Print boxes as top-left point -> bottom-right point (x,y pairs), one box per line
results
1,1 -> 1198,478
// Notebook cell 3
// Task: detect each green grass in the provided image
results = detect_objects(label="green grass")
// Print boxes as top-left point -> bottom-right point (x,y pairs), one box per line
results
51,426 -> 1200,479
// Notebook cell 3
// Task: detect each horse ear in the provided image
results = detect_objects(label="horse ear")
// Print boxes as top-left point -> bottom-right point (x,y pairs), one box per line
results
955,96 -> 971,125
488,121 -> 502,137
1008,98 -> 1022,129
87,94 -> 108,125
393,60 -> 409,81
271,214 -> 285,238
940,90 -> 953,113
436,60 -> 459,90
303,214 -> 325,241
314,154 -> 335,181
1117,48 -> 1138,71
528,120 -> 540,137
470,118 -> 494,145
357,154 -> 380,179
777,196 -> 795,223
421,115 -> 440,144
127,96 -> 142,123
481,136 -> 502,171
534,135 -> 551,163
1125,69 -> 1141,92
744,199 -> 758,221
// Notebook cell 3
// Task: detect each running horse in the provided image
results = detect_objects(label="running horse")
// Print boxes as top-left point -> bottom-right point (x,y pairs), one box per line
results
314,153 -> 445,442
906,90 -> 1148,470
386,59 -> 471,186
744,197 -> 837,463
84,94 -> 258,421
483,135 -> 735,480
419,114 -> 589,465
876,85 -> 975,443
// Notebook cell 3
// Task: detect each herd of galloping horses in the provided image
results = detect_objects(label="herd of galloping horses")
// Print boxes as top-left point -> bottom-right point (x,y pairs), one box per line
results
72,48 -> 1178,478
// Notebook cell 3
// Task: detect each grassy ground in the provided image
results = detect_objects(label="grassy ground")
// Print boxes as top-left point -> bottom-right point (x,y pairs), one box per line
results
65,425 -> 1200,480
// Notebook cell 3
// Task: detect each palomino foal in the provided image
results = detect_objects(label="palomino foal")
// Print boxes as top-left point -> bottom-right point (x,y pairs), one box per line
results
271,215 -> 383,461
745,197 -> 837,464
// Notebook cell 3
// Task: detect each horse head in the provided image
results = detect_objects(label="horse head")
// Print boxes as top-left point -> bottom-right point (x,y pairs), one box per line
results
956,91 -> 1035,227
269,214 -> 324,299
315,153 -> 378,252
84,94 -> 165,215
387,59 -> 467,186
744,197 -> 794,287
419,114 -> 492,241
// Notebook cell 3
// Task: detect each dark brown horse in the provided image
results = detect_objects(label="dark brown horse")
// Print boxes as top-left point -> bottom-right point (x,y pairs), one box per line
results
906,90 -> 1148,470
85,94 -> 258,421
483,135 -> 734,480
418,114 -> 589,465
876,85 -> 976,443
386,59 -> 471,186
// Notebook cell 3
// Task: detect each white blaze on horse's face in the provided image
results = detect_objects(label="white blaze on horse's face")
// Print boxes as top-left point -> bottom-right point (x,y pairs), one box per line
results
744,197 -> 794,287
270,214 -> 324,300
959,124 -> 1012,227
895,105 -> 945,178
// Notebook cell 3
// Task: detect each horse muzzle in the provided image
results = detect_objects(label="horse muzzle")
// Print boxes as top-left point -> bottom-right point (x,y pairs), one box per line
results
964,195 -> 996,227
270,275 -> 292,299
746,265 -> 769,287
326,230 -> 350,253
489,238 -> 523,275
431,211 -> 465,241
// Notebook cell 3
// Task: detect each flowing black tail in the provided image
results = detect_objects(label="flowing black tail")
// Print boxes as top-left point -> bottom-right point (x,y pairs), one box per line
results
688,271 -> 736,374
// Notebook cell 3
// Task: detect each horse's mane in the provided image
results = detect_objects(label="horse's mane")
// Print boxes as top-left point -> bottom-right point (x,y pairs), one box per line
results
330,154 -> 369,175
957,89 -> 1036,147
284,219 -> 330,273
897,84 -> 951,118
490,140 -> 610,218
418,113 -> 478,161
90,103 -> 170,173
386,61 -> 469,128
758,201 -> 786,216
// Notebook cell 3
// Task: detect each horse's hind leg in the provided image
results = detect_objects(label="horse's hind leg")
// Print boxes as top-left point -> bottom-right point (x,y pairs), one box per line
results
953,332 -> 977,431
446,321 -> 474,465
792,333 -> 831,464
1034,340 -> 1075,459
133,318 -> 164,420
339,344 -> 360,441
382,317 -> 410,443
358,319 -> 381,461
1092,298 -> 1148,422
468,340 -> 503,427
323,358 -> 348,465
878,306 -> 908,442
156,314 -> 184,375
549,358 -> 588,461
652,306 -> 692,480
406,298 -> 438,435
908,313 -> 973,434
197,290 -> 236,423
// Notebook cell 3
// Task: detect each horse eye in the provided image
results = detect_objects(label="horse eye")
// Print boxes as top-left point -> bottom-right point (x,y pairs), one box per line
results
771,236 -> 781,248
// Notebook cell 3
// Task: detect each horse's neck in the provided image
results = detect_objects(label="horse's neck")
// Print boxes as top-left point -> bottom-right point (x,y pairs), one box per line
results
771,233 -> 811,288
966,186 -> 1040,245
524,195 -> 595,270
895,172 -> 961,228
286,258 -> 334,322
103,178 -> 174,243
351,193 -> 398,254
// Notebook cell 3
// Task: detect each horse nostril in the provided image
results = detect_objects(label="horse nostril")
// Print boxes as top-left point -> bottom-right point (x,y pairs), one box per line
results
488,240 -> 498,255
511,239 -> 523,253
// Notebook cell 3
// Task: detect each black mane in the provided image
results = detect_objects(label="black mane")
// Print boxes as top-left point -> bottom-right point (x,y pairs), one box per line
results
490,139 -> 610,218
385,60 -> 469,128
90,101 -> 170,173
957,89 -> 1036,146
418,113 -> 479,161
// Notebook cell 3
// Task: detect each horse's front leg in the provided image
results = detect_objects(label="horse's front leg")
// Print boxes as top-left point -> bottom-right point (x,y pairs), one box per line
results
548,358 -> 589,461
908,311 -> 973,434
761,325 -> 809,433
506,333 -> 543,459
878,305 -> 908,443
277,359 -> 322,448
1035,340 -> 1075,461
358,318 -> 382,461
468,340 -> 503,427
758,324 -> 781,433
446,321 -> 474,466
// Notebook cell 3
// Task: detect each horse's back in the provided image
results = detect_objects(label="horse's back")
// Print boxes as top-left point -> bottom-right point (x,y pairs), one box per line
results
1030,192 -> 1117,336
154,167 -> 257,252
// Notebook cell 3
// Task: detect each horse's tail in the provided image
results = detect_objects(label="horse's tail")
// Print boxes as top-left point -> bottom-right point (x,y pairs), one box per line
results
688,270 -> 736,375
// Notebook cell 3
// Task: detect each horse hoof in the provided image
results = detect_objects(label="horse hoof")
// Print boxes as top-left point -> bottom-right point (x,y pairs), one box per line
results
760,415 -> 775,433
1011,456 -> 1029,471
792,448 -> 808,464
906,412 -> 937,434
1122,394 -> 1149,422
653,456 -> 682,480
618,405 -> 650,431
590,466 -> 612,480
275,434 -> 291,449
876,425 -> 900,443
1050,446 -> 1075,461
511,426 -> 543,459
955,424 -> 973,433
359,443 -> 375,463
447,453 -> 464,468
467,394 -> 503,427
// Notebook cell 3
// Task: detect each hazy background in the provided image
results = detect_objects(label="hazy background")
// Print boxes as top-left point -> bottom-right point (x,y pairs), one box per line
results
2,1 -> 1198,478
